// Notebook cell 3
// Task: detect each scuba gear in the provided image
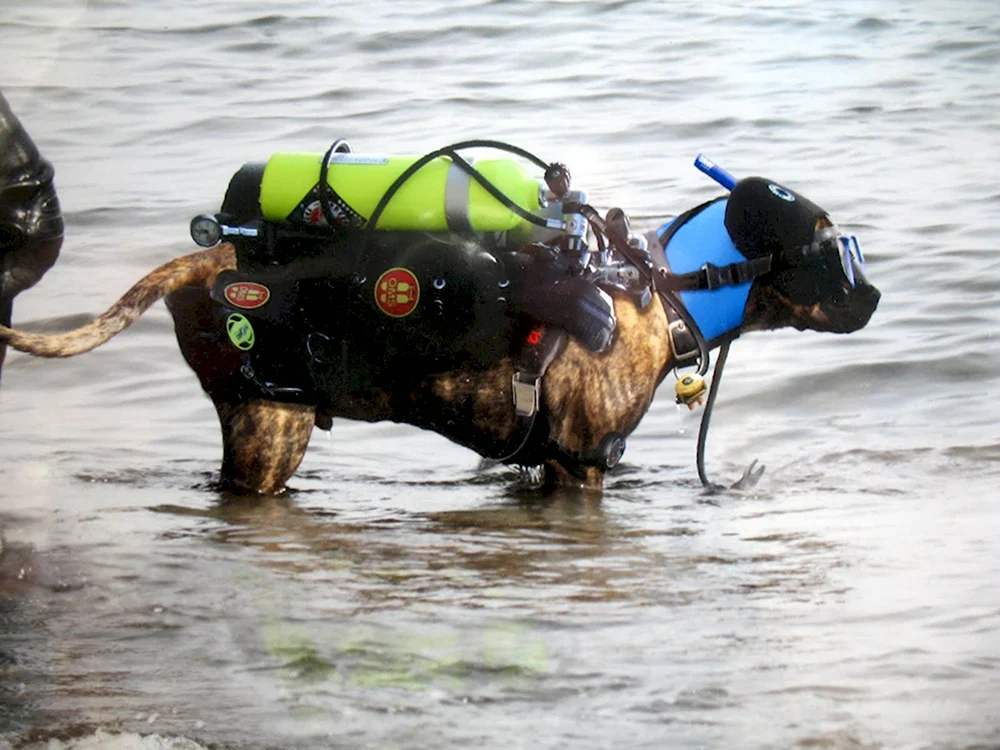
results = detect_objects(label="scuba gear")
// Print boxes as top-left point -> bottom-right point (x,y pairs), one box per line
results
199,139 -> 628,474
675,374 -> 706,409
655,199 -> 759,345
0,93 -> 63,254
208,231 -> 618,407
694,154 -> 737,191
723,175 -> 870,308
835,233 -> 865,288
191,140 -> 864,488
211,233 -> 516,399
724,175 -> 826,258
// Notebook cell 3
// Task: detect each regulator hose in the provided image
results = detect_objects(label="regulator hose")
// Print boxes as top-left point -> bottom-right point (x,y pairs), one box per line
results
695,340 -> 765,492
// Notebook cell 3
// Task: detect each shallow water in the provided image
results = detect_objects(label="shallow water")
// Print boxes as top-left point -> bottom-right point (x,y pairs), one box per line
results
2,1 -> 1000,748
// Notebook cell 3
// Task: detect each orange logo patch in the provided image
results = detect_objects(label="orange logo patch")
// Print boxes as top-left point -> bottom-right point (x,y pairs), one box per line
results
375,267 -> 419,318
224,282 -> 270,310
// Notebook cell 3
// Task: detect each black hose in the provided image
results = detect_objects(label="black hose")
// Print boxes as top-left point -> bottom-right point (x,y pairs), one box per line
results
348,139 -> 560,268
317,139 -> 352,233
696,340 -> 729,490
695,340 -> 764,491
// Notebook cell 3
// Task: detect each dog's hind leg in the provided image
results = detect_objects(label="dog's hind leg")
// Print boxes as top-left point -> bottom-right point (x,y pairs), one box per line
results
165,284 -> 315,494
214,399 -> 315,494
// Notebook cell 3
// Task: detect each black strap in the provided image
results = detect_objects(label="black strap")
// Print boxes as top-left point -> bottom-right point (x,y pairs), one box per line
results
317,140 -> 363,230
662,300 -> 700,369
482,325 -> 566,463
543,431 -> 627,480
656,255 -> 774,292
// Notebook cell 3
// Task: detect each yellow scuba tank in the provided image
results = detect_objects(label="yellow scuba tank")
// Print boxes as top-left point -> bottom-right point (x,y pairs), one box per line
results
259,152 -> 545,233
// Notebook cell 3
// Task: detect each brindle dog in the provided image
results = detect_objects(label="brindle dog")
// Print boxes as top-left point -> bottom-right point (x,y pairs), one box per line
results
0,194 -> 880,495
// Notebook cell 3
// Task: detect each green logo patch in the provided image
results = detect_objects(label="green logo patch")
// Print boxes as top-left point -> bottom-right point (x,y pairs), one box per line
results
226,313 -> 255,350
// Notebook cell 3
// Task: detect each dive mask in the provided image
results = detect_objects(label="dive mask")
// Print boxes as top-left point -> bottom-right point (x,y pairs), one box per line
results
799,225 -> 866,288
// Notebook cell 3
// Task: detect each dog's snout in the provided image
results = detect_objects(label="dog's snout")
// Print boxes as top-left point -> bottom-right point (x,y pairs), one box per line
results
867,282 -> 882,307
837,279 -> 880,332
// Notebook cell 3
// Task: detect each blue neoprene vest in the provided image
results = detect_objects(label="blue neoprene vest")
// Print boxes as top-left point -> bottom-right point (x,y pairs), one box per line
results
656,199 -> 751,343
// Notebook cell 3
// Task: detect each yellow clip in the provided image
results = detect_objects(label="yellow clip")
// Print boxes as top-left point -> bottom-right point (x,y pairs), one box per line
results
675,374 -> 707,410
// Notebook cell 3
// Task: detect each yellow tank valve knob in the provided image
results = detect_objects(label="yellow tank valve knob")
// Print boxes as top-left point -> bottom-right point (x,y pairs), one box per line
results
675,375 -> 707,410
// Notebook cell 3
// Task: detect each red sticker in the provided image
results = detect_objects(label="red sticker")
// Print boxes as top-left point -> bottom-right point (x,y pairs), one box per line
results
375,267 -> 420,318
224,282 -> 271,310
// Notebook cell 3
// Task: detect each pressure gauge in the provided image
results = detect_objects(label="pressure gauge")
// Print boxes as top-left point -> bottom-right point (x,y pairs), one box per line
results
190,214 -> 222,247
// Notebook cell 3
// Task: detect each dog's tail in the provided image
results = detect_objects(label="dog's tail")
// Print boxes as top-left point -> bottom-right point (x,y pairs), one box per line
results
0,244 -> 236,357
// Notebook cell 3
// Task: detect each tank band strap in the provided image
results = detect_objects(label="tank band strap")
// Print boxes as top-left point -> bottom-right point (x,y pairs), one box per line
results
444,157 -> 474,232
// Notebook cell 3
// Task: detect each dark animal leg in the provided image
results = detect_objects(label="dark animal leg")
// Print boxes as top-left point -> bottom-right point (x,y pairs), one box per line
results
214,399 -> 315,494
166,284 -> 316,494
541,460 -> 604,490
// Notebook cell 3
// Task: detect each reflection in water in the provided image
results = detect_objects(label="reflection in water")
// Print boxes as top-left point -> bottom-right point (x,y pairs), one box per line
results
156,481 -> 626,605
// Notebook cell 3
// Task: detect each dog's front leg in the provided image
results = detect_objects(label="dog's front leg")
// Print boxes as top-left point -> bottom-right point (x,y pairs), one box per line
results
214,399 -> 315,494
541,460 -> 605,490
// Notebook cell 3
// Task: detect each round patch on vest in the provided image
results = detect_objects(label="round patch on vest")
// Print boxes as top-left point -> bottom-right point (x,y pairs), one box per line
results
768,183 -> 796,202
226,313 -> 255,350
224,282 -> 270,309
302,199 -> 326,226
375,267 -> 420,318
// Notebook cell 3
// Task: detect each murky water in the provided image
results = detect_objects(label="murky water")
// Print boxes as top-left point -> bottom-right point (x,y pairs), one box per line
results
2,1 -> 1000,748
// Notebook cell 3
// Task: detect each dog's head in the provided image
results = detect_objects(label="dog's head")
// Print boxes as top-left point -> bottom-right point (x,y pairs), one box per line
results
725,177 -> 880,334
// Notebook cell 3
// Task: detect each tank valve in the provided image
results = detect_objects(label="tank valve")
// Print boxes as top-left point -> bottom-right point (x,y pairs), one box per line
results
544,162 -> 571,198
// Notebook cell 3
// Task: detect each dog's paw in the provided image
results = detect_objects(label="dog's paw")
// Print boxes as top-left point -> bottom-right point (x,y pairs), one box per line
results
731,459 -> 765,490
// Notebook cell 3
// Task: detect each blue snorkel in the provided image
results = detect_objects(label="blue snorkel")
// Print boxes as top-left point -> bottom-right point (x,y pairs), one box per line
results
694,154 -> 737,191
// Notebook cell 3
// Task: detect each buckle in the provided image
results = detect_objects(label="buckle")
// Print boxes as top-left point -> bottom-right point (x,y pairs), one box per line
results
667,319 -> 699,364
512,372 -> 540,417
701,262 -> 736,290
